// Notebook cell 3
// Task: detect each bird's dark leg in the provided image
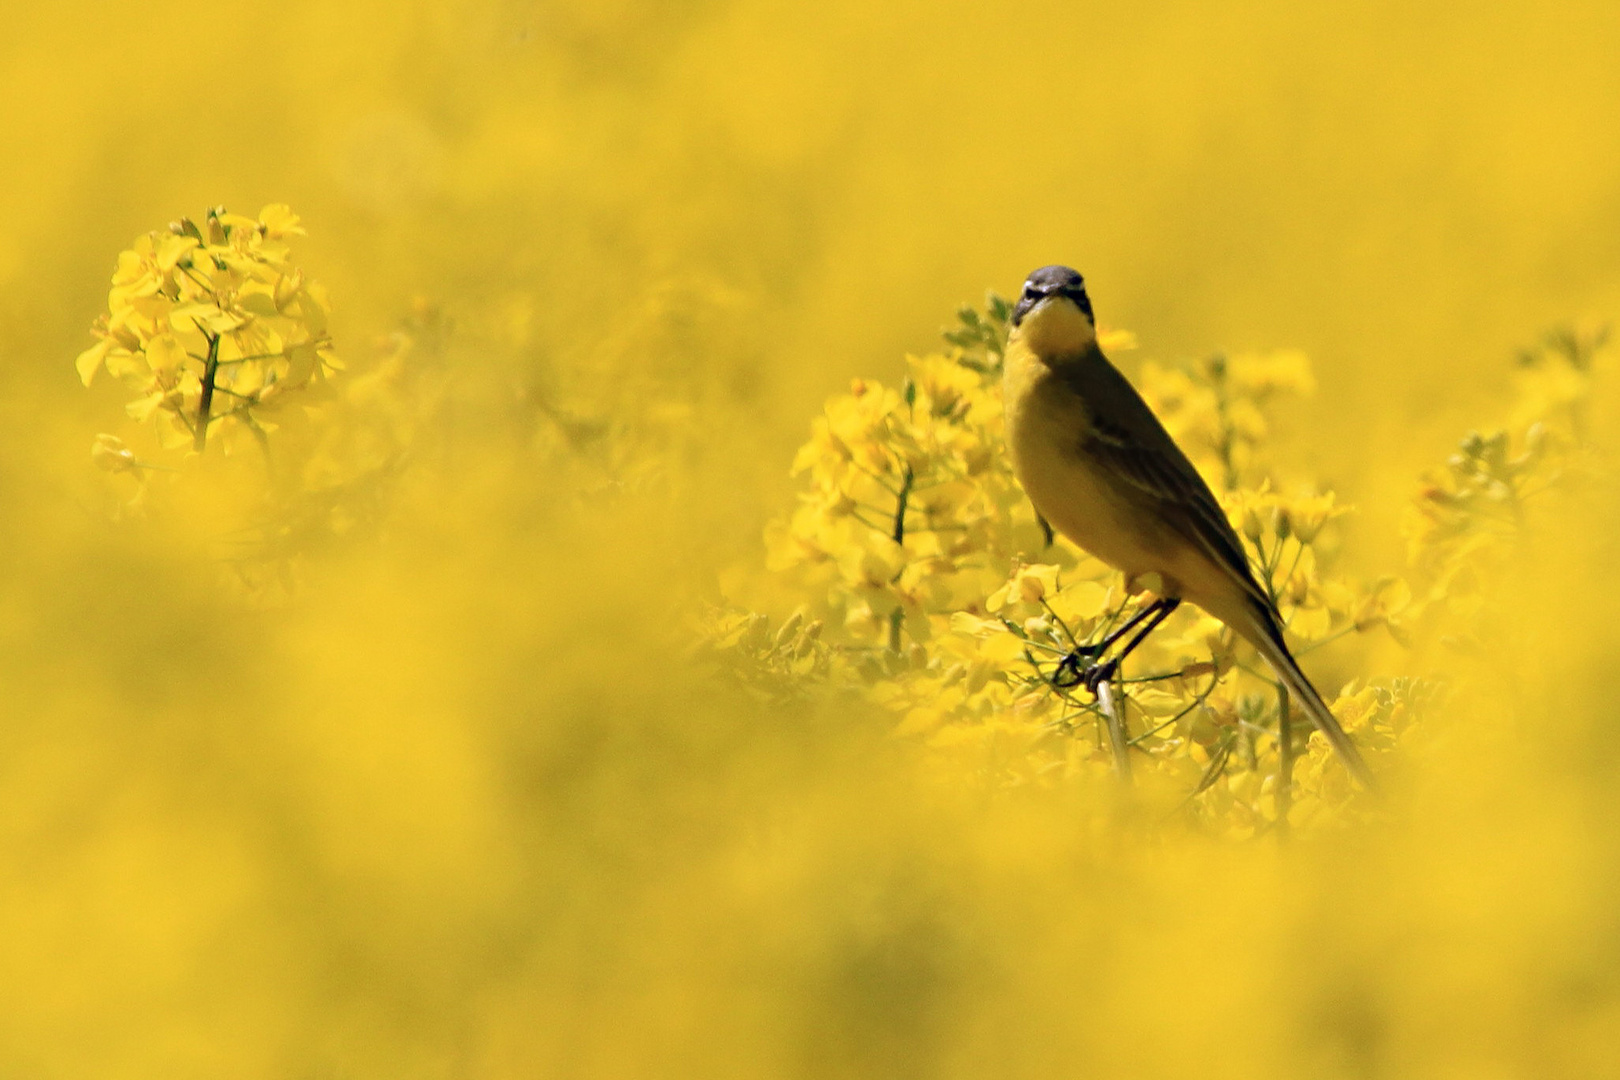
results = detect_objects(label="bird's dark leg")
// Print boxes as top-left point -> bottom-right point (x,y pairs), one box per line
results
1052,597 -> 1183,694
1081,598 -> 1181,693
1052,597 -> 1171,688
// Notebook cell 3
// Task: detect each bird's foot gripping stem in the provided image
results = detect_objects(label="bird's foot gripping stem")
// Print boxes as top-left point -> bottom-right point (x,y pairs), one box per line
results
1051,645 -> 1105,690
1081,659 -> 1119,695
1051,650 -> 1116,694
1049,596 -> 1182,698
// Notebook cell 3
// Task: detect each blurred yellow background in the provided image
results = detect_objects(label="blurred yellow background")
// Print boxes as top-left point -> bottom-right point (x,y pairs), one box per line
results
3,0 -> 1620,1075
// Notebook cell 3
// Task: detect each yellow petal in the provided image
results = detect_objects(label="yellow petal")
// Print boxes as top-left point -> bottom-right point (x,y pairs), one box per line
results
979,632 -> 1027,665
104,349 -> 144,380
284,343 -> 317,387
948,611 -> 1001,638
1051,579 -> 1109,622
273,269 -> 304,311
216,211 -> 261,235
257,203 -> 306,238
110,249 -> 148,286
170,302 -> 246,335
75,339 -> 111,386
236,289 -> 280,319
126,390 -> 167,422
1289,604 -> 1332,640
157,414 -> 193,449
144,334 -> 188,376
155,234 -> 200,273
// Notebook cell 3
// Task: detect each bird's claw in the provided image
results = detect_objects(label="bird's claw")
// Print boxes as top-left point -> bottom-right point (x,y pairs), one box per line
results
1081,659 -> 1118,696
1052,651 -> 1085,689
1051,651 -> 1117,697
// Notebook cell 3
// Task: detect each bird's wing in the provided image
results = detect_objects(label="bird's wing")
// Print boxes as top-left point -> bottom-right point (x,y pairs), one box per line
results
1065,351 -> 1273,610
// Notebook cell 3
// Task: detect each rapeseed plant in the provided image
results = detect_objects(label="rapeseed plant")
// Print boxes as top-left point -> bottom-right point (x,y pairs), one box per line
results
14,4 -> 1620,1075
55,202 -> 1620,1078
76,205 -> 338,455
710,296 -> 1599,837
74,210 -> 1603,844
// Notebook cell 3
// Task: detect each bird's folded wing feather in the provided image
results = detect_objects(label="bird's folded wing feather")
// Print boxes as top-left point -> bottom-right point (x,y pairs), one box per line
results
1068,355 -> 1273,611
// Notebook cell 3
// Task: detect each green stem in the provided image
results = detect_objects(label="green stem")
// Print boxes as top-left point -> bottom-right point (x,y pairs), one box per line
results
1276,682 -> 1293,839
193,332 -> 221,452
1208,354 -> 1239,490
1128,667 -> 1221,745
1295,624 -> 1356,657
892,463 -> 914,544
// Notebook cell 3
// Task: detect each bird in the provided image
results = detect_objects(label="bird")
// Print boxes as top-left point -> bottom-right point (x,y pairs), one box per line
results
1000,264 -> 1374,788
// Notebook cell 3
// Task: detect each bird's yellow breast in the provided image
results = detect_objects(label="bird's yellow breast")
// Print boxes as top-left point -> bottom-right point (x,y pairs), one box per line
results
1015,294 -> 1096,358
1002,336 -> 1160,578
1000,296 -> 1104,512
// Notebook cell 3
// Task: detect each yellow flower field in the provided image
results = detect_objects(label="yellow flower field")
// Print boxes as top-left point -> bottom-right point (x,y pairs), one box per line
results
3,2 -> 1620,1076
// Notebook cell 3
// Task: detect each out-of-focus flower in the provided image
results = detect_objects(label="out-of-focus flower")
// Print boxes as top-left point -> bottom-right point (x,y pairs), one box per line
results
90,433 -> 138,473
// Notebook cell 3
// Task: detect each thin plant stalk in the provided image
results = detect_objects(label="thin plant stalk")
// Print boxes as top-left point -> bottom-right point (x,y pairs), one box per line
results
1096,674 -> 1132,783
1276,681 -> 1294,838
193,331 -> 221,451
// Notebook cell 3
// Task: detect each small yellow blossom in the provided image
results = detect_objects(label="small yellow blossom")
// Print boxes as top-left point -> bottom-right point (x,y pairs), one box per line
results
987,563 -> 1061,612
90,433 -> 138,473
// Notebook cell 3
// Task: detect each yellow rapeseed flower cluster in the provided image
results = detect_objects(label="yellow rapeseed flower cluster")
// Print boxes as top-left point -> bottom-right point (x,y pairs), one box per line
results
76,205 -> 340,456
709,298 -> 1496,835
73,207 -> 369,595
75,209 -> 725,601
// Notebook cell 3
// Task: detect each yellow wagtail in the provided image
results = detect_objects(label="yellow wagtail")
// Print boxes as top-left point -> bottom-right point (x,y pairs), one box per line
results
1001,265 -> 1374,788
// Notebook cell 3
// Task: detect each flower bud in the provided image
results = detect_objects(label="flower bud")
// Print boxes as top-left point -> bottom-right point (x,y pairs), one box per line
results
1288,572 -> 1309,606
1241,505 -> 1264,544
1269,505 -> 1291,542
774,610 -> 804,648
744,612 -> 770,648
1523,422 -> 1547,458
1292,513 -> 1324,544
1017,574 -> 1046,604
274,269 -> 304,312
792,621 -> 824,658
90,433 -> 138,473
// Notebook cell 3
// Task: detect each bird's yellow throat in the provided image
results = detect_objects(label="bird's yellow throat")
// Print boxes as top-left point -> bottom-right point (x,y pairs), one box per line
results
1014,296 -> 1097,360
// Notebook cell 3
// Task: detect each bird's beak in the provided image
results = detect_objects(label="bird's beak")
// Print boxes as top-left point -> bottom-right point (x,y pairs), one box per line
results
1012,292 -> 1046,326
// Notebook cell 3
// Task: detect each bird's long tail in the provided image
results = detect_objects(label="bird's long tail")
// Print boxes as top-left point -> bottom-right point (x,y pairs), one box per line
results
1238,601 -> 1376,790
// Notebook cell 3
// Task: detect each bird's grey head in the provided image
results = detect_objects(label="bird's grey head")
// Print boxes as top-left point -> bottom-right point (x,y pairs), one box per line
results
1012,265 -> 1094,327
